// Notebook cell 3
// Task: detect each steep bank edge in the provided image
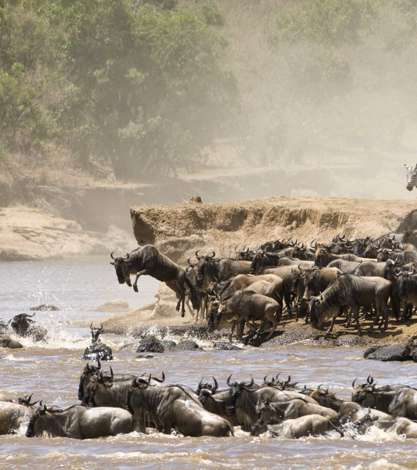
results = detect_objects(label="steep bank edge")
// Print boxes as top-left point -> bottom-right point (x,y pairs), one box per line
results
130,197 -> 417,262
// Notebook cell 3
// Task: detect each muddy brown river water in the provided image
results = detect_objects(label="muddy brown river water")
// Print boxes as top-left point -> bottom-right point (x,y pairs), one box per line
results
1,257 -> 417,469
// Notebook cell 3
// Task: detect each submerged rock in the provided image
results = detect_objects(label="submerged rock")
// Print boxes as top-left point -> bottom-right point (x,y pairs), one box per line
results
0,335 -> 23,349
364,343 -> 409,362
173,340 -> 202,351
30,304 -> 59,311
136,335 -> 165,353
161,340 -> 177,352
213,341 -> 242,351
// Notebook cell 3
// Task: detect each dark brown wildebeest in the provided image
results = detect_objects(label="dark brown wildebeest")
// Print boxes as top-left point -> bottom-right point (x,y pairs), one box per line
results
110,245 -> 200,317
309,274 -> 392,334
128,376 -> 234,436
218,290 -> 281,341
26,404 -> 133,438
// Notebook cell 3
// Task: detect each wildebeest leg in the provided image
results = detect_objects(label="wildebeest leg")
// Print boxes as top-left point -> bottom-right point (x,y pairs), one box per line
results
229,320 -> 237,342
133,269 -> 149,292
326,314 -> 337,335
352,305 -> 361,335
236,319 -> 245,340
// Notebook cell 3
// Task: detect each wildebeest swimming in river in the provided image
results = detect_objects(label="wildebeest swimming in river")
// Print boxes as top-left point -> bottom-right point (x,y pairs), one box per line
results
9,313 -> 47,342
82,324 -> 113,361
110,245 -> 201,317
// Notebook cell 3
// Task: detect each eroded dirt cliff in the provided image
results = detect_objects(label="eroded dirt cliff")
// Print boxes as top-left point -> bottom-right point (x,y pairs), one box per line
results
131,197 -> 417,262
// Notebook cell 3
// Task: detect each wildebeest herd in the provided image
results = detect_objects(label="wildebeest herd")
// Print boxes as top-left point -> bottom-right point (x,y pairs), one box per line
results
3,365 -> 417,440
111,232 -> 417,343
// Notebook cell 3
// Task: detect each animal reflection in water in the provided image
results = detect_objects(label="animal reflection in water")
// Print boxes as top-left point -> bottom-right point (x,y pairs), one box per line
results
82,324 -> 113,361
3,364 -> 417,440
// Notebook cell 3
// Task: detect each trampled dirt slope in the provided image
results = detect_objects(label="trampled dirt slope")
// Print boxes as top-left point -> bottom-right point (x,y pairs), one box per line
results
130,197 -> 417,262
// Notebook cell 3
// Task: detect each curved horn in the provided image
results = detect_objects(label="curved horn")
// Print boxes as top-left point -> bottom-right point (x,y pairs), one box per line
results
227,374 -> 233,386
195,250 -> 202,259
208,250 -> 216,258
285,375 -> 291,385
352,378 -> 357,388
247,377 -> 255,387
212,376 -> 218,392
110,251 -> 116,260
152,372 -> 165,383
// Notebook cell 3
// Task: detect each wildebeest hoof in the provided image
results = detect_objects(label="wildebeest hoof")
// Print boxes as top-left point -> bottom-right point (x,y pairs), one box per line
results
133,285 -> 138,293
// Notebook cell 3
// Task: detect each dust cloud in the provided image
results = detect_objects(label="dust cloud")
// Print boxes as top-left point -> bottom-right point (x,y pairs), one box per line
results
203,0 -> 417,200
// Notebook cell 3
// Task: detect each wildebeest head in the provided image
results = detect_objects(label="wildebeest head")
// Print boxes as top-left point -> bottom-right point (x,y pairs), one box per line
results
78,360 -> 101,403
17,394 -> 39,407
314,246 -> 331,268
90,323 -> 103,343
250,251 -> 267,274
308,385 -> 343,411
196,376 -> 218,396
227,375 -> 256,402
26,403 -> 48,437
300,266 -> 320,300
308,295 -> 327,329
351,375 -> 378,407
110,252 -> 132,286
10,313 -> 35,336
194,250 -> 217,286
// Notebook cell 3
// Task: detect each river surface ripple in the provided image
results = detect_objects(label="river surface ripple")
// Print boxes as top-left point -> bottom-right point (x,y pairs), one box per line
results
1,258 -> 417,469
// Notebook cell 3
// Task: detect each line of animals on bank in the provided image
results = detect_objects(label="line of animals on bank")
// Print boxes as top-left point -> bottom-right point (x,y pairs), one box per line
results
3,366 -> 417,440
110,232 -> 417,343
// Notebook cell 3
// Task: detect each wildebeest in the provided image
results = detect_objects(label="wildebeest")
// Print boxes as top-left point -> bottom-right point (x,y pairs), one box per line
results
9,313 -> 47,342
218,290 -> 281,341
128,376 -> 234,436
78,363 -> 165,408
219,274 -> 282,301
267,414 -> 338,438
226,376 -> 317,432
387,387 -> 417,419
197,377 -> 238,425
315,246 -> 374,268
110,245 -> 200,316
0,395 -> 38,435
309,274 -> 392,334
83,324 -> 113,361
194,250 -> 252,286
351,376 -> 404,413
300,267 -> 341,301
26,404 -> 133,438
327,259 -> 362,274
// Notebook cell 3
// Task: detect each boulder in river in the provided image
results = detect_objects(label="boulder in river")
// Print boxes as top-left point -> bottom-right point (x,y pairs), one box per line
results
0,335 -> 23,349
173,340 -> 202,351
213,341 -> 242,351
30,304 -> 59,311
364,343 -> 410,362
136,335 -> 165,353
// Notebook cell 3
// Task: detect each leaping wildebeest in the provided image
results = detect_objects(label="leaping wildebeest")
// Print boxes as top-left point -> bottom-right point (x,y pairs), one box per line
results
110,245 -> 200,316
